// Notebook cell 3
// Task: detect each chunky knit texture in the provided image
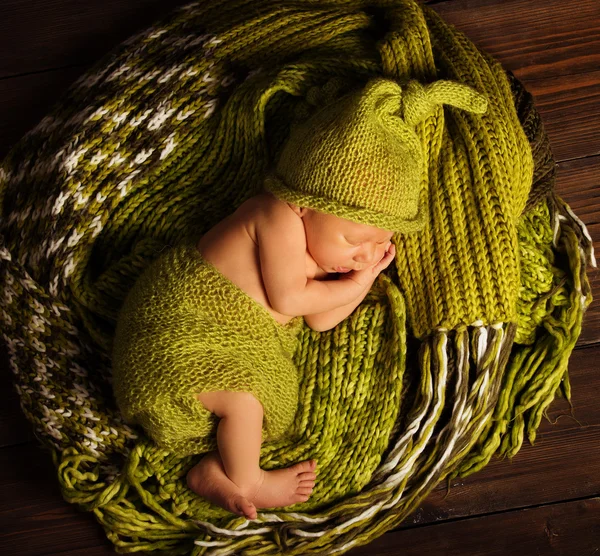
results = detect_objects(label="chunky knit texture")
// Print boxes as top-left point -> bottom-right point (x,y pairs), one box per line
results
265,77 -> 488,231
0,1 -> 595,554
112,243 -> 304,456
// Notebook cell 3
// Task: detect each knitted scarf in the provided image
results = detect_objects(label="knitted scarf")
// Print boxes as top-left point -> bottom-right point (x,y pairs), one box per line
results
0,0 -> 594,554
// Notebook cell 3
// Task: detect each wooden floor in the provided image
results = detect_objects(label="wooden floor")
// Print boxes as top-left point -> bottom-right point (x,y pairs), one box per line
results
1,0 -> 599,554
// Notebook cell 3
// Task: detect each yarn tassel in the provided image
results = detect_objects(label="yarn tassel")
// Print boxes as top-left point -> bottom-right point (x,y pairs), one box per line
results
264,323 -> 516,555
351,322 -> 516,531
448,193 -> 595,480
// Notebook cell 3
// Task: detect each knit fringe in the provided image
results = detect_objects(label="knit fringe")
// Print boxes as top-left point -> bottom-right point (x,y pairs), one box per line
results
446,191 -> 595,482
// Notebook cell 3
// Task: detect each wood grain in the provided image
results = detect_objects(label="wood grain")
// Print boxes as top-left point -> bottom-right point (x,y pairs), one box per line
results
0,0 -> 598,554
0,0 -> 190,78
0,444 -> 115,556
432,0 -> 600,81
0,67 -> 85,159
349,497 -> 600,555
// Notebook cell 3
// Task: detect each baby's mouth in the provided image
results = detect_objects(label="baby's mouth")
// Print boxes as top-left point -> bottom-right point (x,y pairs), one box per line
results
335,266 -> 352,273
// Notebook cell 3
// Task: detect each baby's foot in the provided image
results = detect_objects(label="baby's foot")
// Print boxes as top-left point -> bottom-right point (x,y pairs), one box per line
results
187,451 -> 259,519
239,459 -> 318,510
186,451 -> 318,520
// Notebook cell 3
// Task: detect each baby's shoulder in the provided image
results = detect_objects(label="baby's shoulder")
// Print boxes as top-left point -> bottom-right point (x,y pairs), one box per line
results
245,191 -> 300,234
248,192 -> 327,280
248,191 -> 291,215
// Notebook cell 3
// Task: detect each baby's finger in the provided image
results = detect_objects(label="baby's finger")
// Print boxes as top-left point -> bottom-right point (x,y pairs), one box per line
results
381,254 -> 395,269
375,250 -> 395,272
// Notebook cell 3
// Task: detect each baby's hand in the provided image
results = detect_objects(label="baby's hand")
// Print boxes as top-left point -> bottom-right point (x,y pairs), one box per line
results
339,242 -> 396,289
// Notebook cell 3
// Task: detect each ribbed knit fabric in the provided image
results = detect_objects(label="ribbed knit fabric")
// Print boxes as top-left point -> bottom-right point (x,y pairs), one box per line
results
112,243 -> 304,456
0,1 -> 594,554
391,5 -> 535,339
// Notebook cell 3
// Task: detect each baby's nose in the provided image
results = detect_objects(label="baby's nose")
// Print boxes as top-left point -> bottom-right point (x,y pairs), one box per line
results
354,243 -> 378,264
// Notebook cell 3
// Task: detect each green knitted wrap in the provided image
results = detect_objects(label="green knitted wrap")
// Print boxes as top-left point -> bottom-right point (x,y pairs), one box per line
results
112,243 -> 304,456
0,1 -> 594,554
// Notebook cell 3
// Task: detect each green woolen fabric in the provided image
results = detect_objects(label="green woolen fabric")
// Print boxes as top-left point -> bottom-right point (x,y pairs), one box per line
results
264,76 -> 488,232
0,0 -> 594,554
112,243 -> 304,457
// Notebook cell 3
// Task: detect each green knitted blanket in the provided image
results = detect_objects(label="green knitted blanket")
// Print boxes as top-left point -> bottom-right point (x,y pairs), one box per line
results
0,0 -> 595,554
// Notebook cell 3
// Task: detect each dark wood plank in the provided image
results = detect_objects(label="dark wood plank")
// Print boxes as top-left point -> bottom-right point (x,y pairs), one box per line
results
435,0 -> 600,161
0,345 -> 35,448
0,443 -> 115,555
432,0 -> 600,81
1,446 -> 598,556
2,0 -> 598,83
0,67 -> 85,160
0,0 -> 190,79
527,70 -> 600,162
349,497 -> 600,555
1,444 -> 598,555
556,156 -> 600,346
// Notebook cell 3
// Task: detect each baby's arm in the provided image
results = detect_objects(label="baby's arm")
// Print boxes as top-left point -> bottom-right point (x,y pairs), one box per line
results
304,242 -> 395,332
256,201 -> 366,316
303,280 -> 372,332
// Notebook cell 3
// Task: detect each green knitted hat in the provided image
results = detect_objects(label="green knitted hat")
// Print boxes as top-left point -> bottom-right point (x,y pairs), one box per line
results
264,77 -> 489,232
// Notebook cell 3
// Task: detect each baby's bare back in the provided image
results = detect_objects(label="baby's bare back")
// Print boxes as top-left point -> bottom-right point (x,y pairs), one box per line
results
196,192 -> 328,326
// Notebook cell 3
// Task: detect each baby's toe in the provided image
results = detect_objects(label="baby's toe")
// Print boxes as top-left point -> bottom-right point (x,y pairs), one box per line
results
297,485 -> 313,495
292,492 -> 311,504
232,494 -> 257,520
292,459 -> 317,474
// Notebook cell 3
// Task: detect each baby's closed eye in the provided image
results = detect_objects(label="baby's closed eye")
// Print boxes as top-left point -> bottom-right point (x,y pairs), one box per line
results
345,238 -> 388,246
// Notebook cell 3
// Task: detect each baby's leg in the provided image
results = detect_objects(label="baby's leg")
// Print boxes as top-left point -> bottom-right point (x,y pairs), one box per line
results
186,390 -> 318,519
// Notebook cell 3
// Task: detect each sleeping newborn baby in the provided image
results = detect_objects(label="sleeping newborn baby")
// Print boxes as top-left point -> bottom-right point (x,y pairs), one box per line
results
111,187 -> 395,520
111,193 -> 394,520
111,76 -> 483,520
185,191 -> 395,519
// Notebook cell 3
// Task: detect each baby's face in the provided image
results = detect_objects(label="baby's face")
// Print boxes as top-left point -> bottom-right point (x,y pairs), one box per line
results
299,207 -> 394,274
